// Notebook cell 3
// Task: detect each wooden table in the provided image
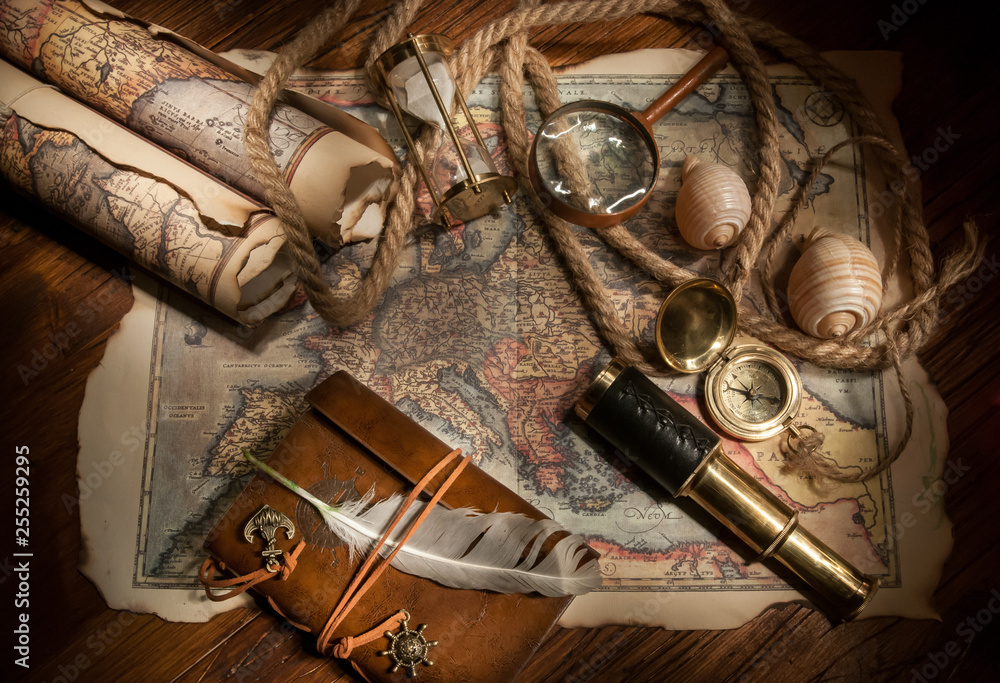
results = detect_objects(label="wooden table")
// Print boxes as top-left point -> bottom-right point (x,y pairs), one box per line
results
2,1 -> 997,680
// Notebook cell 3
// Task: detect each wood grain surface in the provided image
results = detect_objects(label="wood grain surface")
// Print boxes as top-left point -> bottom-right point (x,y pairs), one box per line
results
1,1 -> 997,681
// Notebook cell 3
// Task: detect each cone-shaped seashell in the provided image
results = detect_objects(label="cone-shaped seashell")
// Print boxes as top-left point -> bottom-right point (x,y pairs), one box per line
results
788,226 -> 883,339
674,156 -> 751,250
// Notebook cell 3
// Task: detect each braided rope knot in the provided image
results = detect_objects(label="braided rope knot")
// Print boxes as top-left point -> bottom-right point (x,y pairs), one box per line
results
243,0 -> 982,483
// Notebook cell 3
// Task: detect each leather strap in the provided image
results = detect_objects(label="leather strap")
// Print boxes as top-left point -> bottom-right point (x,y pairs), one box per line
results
319,448 -> 468,657
201,371 -> 578,681
331,611 -> 406,659
199,540 -> 306,602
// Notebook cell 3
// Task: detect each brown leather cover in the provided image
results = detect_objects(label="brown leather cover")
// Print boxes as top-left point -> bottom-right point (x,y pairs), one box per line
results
204,371 -> 579,682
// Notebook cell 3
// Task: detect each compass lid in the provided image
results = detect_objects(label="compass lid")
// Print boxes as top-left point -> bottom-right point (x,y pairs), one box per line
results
654,278 -> 737,373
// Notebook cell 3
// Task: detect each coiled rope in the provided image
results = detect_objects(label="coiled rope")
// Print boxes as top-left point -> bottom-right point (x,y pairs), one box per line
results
243,0 -> 983,483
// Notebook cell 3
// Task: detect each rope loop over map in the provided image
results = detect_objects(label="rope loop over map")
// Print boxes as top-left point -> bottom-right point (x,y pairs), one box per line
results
242,0 -> 983,481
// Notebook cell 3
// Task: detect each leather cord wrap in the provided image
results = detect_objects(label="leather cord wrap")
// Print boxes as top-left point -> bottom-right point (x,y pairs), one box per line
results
318,448 -> 469,658
199,540 -> 306,602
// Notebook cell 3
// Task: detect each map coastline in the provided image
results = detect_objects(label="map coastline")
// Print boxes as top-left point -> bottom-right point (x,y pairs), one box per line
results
77,52 -> 951,627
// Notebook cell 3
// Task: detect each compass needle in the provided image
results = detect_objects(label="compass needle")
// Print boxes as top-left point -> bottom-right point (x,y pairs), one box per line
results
655,279 -> 803,441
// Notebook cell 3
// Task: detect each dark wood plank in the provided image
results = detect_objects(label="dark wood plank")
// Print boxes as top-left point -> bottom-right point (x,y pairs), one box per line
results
1,0 -> 996,681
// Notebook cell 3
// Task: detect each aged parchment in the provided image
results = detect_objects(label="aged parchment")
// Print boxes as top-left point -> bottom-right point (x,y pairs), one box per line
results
0,0 -> 398,245
0,59 -> 295,324
77,49 -> 951,628
553,49 -> 951,627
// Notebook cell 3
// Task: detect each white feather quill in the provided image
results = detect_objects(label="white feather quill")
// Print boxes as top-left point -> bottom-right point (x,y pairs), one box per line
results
245,452 -> 601,596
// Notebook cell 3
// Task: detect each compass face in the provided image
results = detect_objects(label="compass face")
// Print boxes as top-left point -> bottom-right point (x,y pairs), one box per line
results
719,360 -> 788,424
705,345 -> 802,441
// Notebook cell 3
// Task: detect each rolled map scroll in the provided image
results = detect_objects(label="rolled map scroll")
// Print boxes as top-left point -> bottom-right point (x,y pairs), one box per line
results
0,0 -> 398,245
0,59 -> 296,325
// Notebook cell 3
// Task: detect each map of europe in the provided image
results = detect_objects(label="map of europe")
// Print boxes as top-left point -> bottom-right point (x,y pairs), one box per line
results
132,66 -> 898,596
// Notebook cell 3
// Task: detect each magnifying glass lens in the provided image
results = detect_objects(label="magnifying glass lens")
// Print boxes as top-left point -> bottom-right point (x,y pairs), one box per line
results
533,108 -> 657,217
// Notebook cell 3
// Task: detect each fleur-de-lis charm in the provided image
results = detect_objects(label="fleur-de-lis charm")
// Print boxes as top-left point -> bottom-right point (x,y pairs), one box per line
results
244,505 -> 295,572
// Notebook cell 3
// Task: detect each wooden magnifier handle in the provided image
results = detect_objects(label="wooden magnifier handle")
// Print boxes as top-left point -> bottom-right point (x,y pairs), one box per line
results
639,46 -> 729,127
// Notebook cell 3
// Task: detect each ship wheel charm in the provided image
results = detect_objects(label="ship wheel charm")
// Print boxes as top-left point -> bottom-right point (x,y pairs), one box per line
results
377,611 -> 438,676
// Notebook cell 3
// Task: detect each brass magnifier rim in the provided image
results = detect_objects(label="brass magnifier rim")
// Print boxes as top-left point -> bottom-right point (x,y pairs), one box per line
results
527,46 -> 728,229
528,100 -> 659,229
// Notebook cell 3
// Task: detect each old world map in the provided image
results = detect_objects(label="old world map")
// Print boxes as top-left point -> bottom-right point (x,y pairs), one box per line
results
0,116 -> 232,302
126,62 -> 903,613
0,0 -> 350,220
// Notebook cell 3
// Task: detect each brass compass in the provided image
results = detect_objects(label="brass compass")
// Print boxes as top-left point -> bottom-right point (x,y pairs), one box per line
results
655,278 -> 803,442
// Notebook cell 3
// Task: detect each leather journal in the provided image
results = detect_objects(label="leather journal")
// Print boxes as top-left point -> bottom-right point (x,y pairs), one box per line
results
201,371 -> 593,682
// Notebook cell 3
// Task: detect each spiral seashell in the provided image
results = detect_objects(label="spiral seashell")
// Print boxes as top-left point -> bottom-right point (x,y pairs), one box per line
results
674,156 -> 751,250
787,226 -> 883,339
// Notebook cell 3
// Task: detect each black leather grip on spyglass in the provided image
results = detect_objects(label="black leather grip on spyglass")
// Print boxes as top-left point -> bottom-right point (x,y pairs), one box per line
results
581,364 -> 720,496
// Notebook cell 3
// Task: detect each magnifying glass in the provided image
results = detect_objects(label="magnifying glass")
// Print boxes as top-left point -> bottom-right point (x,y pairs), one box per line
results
529,46 -> 729,228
